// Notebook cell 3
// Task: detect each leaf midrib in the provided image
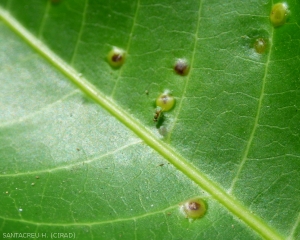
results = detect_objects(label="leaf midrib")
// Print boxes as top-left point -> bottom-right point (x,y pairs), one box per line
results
0,7 -> 283,240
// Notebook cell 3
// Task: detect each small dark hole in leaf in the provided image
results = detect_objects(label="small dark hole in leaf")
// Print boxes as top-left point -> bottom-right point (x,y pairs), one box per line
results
189,202 -> 200,211
112,54 -> 123,62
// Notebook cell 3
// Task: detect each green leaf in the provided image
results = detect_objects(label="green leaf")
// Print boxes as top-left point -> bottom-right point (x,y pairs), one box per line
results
0,0 -> 299,239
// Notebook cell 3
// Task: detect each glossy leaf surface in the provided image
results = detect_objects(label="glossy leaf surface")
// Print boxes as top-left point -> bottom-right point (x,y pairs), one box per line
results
0,0 -> 299,239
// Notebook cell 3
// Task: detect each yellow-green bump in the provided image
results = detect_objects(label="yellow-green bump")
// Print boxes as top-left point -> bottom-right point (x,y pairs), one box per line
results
156,90 -> 175,112
107,46 -> 126,67
270,3 -> 289,27
181,198 -> 206,219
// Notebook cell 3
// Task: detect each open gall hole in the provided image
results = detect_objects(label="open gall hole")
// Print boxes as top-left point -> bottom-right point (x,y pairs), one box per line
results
174,59 -> 189,76
270,3 -> 289,27
181,198 -> 206,220
107,47 -> 126,67
155,90 -> 175,112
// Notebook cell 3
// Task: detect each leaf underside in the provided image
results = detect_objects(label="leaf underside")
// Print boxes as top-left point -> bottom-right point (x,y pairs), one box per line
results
0,0 -> 300,239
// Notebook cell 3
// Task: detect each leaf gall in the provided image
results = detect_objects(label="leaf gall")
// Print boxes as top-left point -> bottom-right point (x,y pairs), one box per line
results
270,3 -> 289,27
107,47 -> 126,67
156,91 -> 175,112
254,38 -> 267,54
174,59 -> 189,76
181,198 -> 206,219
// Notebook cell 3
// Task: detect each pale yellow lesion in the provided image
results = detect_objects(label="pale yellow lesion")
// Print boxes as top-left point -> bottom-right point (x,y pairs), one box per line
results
107,46 -> 126,68
180,198 -> 206,220
155,90 -> 175,112
270,2 -> 289,27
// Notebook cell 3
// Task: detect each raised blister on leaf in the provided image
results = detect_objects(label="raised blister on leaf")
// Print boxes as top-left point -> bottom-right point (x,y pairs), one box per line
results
254,38 -> 267,54
174,58 -> 189,76
181,198 -> 206,220
107,47 -> 126,67
270,2 -> 289,27
156,90 -> 175,112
